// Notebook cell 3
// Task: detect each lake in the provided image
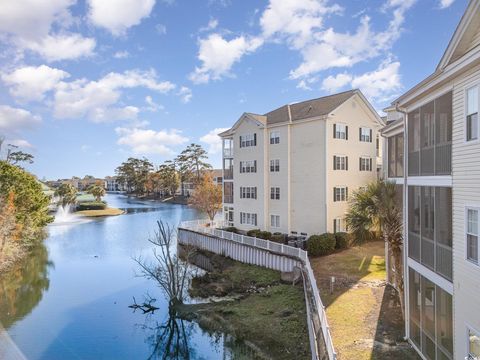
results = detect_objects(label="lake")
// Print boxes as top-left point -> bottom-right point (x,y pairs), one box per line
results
0,194 -> 243,360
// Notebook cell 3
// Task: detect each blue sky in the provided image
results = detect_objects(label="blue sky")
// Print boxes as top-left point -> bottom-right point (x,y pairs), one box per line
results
0,0 -> 467,179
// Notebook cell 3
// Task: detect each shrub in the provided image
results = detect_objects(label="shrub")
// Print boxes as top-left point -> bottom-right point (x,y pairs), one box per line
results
76,201 -> 106,211
247,229 -> 261,237
257,231 -> 272,240
307,233 -> 336,256
271,233 -> 286,244
222,226 -> 239,234
334,232 -> 350,249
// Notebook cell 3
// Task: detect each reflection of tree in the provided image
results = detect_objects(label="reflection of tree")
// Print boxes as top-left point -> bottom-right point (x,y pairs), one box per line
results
0,243 -> 52,328
140,313 -> 196,360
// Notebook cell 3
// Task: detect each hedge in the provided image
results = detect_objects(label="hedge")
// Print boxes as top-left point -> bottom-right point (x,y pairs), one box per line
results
222,226 -> 240,234
76,201 -> 106,211
334,232 -> 350,250
307,233 -> 336,256
246,229 -> 272,240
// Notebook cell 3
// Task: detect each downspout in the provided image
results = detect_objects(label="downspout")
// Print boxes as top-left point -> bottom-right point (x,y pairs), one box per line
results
395,102 -> 409,341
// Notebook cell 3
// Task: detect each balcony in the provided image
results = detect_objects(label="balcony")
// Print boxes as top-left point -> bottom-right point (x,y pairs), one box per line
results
223,148 -> 234,157
223,138 -> 234,158
224,169 -> 233,180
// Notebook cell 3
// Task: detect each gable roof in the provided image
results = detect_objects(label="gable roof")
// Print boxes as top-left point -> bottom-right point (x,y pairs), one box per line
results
265,89 -> 357,125
437,0 -> 480,71
218,112 -> 266,137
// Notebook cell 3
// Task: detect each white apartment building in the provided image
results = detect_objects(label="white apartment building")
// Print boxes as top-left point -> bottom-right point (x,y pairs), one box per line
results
382,1 -> 480,359
220,89 -> 384,236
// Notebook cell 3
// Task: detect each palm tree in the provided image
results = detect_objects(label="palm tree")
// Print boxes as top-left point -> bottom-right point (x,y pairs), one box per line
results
54,183 -> 78,207
345,179 -> 404,317
87,185 -> 105,202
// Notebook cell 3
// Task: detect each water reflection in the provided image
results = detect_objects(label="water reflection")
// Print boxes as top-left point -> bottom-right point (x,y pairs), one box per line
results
0,244 -> 52,329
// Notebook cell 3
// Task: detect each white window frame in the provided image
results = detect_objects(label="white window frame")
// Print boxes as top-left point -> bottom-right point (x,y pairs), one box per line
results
466,207 -> 479,265
270,159 -> 280,172
240,212 -> 257,226
240,133 -> 256,148
334,155 -> 347,170
270,215 -> 280,228
466,85 -> 479,142
360,127 -> 372,142
240,160 -> 256,173
270,131 -> 280,144
360,156 -> 372,171
334,186 -> 347,202
334,217 -> 346,233
335,123 -> 347,139
270,187 -> 280,200
240,186 -> 257,199
468,325 -> 480,360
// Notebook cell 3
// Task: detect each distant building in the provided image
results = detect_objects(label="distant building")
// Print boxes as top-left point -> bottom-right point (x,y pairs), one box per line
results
220,89 -> 384,236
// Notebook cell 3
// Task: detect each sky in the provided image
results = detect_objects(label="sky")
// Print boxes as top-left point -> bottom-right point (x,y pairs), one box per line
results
0,0 -> 468,180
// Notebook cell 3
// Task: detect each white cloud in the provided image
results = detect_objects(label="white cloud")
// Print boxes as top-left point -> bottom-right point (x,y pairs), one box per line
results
439,0 -> 455,9
177,86 -> 192,103
8,139 -> 33,148
200,18 -> 219,32
0,105 -> 41,134
53,69 -> 175,122
200,127 -> 229,155
21,34 -> 96,62
2,65 -> 70,101
321,73 -> 352,92
116,127 -> 188,155
88,0 -> 156,36
114,50 -> 130,59
260,0 -> 342,48
351,60 -> 401,101
144,96 -> 164,112
0,0 -> 74,40
189,34 -> 263,83
0,0 -> 96,62
155,23 -> 167,35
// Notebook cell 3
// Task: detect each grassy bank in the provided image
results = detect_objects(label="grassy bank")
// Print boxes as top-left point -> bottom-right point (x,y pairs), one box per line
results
76,207 -> 124,217
178,253 -> 310,359
310,241 -> 418,360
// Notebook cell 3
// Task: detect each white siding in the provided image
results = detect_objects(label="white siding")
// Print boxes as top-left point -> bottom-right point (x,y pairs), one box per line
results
451,63 -> 480,360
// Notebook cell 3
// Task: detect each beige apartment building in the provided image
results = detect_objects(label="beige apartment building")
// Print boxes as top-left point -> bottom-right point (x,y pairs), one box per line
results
382,1 -> 480,359
220,89 -> 384,236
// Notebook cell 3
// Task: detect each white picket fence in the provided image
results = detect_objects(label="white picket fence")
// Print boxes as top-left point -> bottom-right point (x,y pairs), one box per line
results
178,219 -> 337,360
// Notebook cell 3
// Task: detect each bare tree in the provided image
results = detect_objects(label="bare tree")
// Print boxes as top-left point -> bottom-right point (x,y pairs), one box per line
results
134,221 -> 196,310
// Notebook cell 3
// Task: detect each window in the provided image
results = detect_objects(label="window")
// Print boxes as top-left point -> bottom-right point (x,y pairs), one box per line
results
467,208 -> 479,264
333,155 -> 348,170
240,160 -> 256,173
240,186 -> 257,199
467,87 -> 479,141
334,123 -> 348,139
333,218 -> 346,233
387,133 -> 404,178
360,157 -> 372,171
333,187 -> 348,202
239,133 -> 256,148
270,131 -> 280,144
270,215 -> 280,228
240,212 -> 257,226
359,127 -> 372,142
270,159 -> 280,172
270,187 -> 280,200
469,328 -> 480,360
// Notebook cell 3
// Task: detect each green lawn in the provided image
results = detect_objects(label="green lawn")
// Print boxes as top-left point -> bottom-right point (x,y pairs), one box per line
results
310,241 -> 418,360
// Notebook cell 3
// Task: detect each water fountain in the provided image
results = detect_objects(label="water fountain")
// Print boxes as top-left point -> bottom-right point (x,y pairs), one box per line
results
52,203 -> 87,225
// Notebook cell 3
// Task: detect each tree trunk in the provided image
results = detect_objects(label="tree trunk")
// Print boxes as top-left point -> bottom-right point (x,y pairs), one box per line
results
391,246 -> 405,320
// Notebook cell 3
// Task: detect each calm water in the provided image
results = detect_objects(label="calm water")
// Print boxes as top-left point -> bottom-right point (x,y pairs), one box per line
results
0,194 -> 238,360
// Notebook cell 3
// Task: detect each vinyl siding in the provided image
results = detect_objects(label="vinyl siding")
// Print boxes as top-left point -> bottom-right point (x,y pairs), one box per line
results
451,63 -> 480,360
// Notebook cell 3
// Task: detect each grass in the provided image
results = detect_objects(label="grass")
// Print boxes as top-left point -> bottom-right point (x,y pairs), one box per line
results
310,241 -> 418,360
179,253 -> 310,359
75,207 -> 124,217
